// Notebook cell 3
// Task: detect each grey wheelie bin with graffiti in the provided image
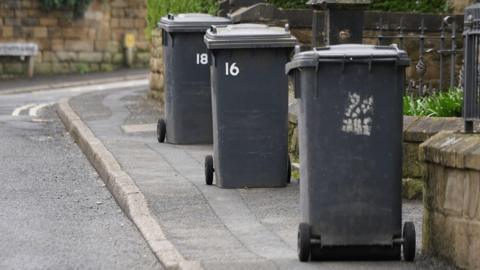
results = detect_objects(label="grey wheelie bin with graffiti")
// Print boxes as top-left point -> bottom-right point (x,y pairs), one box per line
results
157,14 -> 231,144
286,45 -> 416,262
203,24 -> 297,188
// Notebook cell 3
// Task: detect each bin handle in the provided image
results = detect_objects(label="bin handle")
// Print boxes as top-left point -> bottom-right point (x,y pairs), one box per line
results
167,13 -> 175,20
314,55 -> 320,98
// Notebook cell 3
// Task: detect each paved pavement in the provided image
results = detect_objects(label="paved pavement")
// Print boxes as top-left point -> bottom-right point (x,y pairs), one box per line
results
68,87 -> 457,270
0,80 -> 162,269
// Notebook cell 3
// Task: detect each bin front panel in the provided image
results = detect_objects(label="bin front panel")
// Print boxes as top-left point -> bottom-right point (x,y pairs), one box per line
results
211,48 -> 291,188
163,32 -> 213,144
298,62 -> 404,246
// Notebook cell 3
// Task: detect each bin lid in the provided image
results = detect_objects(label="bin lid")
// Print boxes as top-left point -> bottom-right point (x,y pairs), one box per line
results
159,13 -> 231,33
204,23 -> 297,49
286,44 -> 410,74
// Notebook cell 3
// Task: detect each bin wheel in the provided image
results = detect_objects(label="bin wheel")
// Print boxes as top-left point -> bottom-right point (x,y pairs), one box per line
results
287,157 -> 291,184
205,155 -> 214,186
402,222 -> 416,262
298,223 -> 311,262
157,119 -> 166,143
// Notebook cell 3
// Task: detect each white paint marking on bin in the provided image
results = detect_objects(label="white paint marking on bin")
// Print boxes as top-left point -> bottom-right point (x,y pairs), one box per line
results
342,92 -> 374,136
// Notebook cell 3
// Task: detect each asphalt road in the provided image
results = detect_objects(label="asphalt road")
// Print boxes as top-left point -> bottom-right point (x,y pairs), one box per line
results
0,81 -> 162,269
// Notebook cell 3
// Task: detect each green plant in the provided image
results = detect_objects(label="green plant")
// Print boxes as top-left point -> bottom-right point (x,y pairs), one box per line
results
75,63 -> 90,74
39,0 -> 93,18
403,88 -> 463,117
146,0 -> 218,40
370,0 -> 449,13
266,0 -> 449,13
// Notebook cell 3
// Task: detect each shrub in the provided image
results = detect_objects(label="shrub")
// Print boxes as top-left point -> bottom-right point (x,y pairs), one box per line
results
146,0 -> 218,40
266,0 -> 449,13
403,88 -> 463,117
39,0 -> 93,18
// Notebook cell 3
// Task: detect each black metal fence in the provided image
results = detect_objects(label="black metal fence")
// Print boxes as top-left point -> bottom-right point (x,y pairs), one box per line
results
367,15 -> 463,96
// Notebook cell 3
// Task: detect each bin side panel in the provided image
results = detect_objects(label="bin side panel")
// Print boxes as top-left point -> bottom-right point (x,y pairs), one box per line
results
164,32 -> 213,144
211,48 -> 291,188
299,63 -> 403,246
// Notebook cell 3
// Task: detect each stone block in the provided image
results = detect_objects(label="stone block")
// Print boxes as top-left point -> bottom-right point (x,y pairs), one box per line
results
51,39 -> 64,51
78,52 -> 103,62
39,17 -> 57,26
33,27 -> 48,38
120,19 -> 134,28
150,58 -> 163,73
103,52 -> 112,62
3,62 -> 23,74
464,171 -> 480,219
107,41 -> 120,53
42,52 -> 58,62
450,217 -> 469,269
52,63 -> 71,74
465,144 -> 480,171
404,117 -> 463,143
65,41 -> 94,52
150,72 -> 164,91
21,17 -> 38,26
100,63 -> 114,72
136,52 -> 150,64
111,18 -> 120,28
35,63 -> 53,74
152,36 -> 162,48
56,51 -> 77,62
89,64 -> 100,72
112,53 -> 124,64
402,178 -> 423,200
2,26 -> 13,38
111,0 -> 128,8
63,27 -> 89,39
151,47 -> 163,58
403,142 -> 423,178
468,222 -> 480,269
443,169 -> 466,216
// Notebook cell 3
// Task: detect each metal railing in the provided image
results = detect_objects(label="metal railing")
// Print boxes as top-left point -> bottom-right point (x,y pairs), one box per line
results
368,15 -> 463,96
463,2 -> 480,133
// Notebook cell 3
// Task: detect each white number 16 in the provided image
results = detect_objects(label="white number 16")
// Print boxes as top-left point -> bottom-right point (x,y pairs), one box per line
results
225,62 -> 240,76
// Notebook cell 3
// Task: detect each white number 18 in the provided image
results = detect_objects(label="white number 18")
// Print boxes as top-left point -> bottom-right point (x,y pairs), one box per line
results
196,53 -> 208,65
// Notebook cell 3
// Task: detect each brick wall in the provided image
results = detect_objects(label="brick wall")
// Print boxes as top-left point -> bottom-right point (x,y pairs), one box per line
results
0,0 -> 149,78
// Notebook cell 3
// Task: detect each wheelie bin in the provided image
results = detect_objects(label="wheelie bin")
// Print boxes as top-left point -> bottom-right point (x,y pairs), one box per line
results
285,44 -> 416,262
157,13 -> 231,144
203,24 -> 297,188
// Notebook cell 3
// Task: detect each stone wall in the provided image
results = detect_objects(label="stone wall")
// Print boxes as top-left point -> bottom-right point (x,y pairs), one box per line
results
149,29 -> 163,103
0,0 -> 149,78
420,131 -> 480,270
449,0 -> 476,14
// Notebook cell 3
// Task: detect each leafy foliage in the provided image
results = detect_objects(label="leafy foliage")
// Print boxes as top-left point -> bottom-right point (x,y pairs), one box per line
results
403,89 -> 463,117
370,0 -> 449,13
146,0 -> 218,39
39,0 -> 93,18
266,0 -> 448,13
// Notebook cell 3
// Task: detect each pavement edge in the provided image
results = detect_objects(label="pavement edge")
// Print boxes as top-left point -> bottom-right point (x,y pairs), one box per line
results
56,97 -> 202,270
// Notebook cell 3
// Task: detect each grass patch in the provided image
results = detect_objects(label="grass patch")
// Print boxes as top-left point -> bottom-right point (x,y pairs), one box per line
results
403,88 -> 463,117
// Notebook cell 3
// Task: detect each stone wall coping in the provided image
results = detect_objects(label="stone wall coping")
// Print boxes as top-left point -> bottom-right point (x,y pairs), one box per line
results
420,131 -> 480,171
